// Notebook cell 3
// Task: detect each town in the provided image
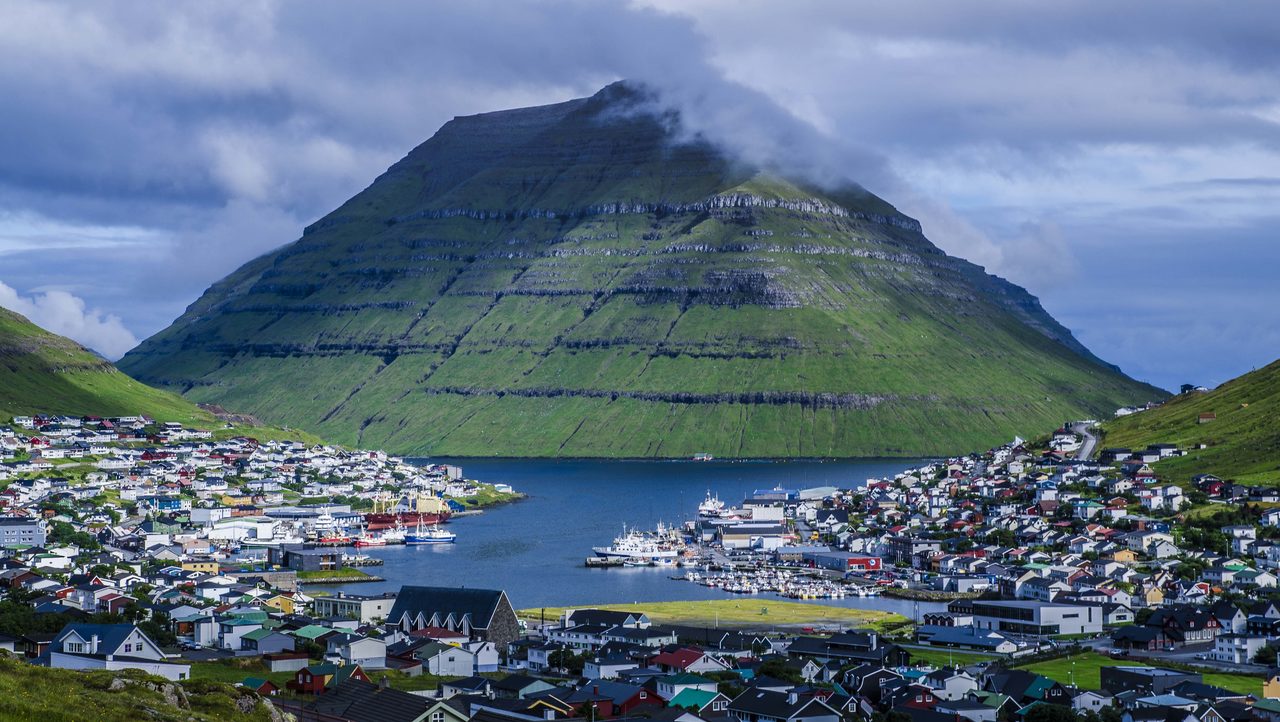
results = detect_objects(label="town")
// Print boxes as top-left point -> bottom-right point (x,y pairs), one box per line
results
2,410 -> 1280,722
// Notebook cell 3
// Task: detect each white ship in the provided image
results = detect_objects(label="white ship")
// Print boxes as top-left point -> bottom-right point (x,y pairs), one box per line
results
592,526 -> 679,561
697,490 -> 726,518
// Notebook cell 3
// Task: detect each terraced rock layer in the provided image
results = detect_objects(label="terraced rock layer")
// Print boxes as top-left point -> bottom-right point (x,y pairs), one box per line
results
118,83 -> 1164,457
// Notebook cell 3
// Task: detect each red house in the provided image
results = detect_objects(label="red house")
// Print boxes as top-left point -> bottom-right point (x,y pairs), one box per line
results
287,664 -> 369,695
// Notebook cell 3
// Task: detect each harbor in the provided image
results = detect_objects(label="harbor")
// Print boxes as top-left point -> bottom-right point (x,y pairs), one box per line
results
316,457 -> 943,619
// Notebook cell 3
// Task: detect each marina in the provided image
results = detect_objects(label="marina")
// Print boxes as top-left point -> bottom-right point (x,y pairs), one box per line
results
316,456 -> 945,619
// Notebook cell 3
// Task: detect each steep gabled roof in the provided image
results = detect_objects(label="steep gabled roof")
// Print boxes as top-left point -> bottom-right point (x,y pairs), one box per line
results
386,586 -> 506,630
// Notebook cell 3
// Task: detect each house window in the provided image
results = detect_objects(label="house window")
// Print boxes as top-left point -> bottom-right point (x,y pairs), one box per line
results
65,642 -> 83,653
640,692 -> 647,699
916,696 -> 922,702
431,712 -> 445,722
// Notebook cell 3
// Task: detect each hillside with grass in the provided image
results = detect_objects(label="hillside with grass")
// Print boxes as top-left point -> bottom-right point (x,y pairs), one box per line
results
0,307 -> 215,423
119,81 -> 1163,458
1,308 -> 323,446
1103,358 -> 1280,485
0,655 -> 278,722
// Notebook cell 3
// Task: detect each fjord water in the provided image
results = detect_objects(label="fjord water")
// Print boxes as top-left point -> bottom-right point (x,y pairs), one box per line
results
323,457 -> 943,618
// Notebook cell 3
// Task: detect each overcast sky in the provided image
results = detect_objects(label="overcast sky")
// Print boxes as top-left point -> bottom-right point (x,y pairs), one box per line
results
1,1 -> 1277,391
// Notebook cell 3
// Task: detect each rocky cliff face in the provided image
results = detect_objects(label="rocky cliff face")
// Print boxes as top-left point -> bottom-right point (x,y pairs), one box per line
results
118,83 -> 1163,457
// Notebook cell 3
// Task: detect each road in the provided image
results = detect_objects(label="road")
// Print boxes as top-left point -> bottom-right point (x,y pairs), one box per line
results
1072,421 -> 1099,460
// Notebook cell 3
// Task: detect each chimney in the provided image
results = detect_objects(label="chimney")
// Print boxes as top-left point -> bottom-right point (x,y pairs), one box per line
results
787,692 -> 798,705
544,711 -> 555,721
379,675 -> 390,690
90,634 -> 100,654
594,686 -> 600,695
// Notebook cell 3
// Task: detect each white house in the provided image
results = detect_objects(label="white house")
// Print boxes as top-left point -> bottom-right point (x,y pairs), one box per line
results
47,623 -> 189,680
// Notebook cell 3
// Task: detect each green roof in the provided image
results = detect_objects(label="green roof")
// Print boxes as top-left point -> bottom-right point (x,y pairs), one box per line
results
973,692 -> 1010,709
1254,700 -> 1280,714
291,625 -> 332,640
241,628 -> 275,641
668,689 -> 718,710
1024,677 -> 1056,700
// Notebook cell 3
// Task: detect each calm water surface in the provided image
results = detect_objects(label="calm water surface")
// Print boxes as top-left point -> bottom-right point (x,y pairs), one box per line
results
321,458 -> 944,619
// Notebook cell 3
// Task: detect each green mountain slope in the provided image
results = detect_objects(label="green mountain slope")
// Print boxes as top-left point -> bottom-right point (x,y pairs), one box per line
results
0,307 -> 213,422
1103,359 -> 1280,485
118,83 -> 1163,458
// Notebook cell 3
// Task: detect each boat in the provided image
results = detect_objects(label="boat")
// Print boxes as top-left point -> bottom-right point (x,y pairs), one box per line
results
692,452 -> 714,462
697,490 -> 726,518
406,521 -> 457,545
592,526 -> 679,562
352,532 -> 387,548
363,493 -> 452,530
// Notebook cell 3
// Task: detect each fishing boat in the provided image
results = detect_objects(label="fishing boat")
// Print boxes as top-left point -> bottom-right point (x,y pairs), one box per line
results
406,521 -> 457,545
352,531 -> 387,548
697,490 -> 726,518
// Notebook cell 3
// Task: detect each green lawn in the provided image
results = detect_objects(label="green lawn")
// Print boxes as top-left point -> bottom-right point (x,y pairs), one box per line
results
1014,652 -> 1263,696
906,648 -> 998,667
519,599 -> 909,631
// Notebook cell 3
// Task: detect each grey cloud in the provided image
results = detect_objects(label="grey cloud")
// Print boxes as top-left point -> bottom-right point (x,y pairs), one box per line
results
0,0 -> 1274,389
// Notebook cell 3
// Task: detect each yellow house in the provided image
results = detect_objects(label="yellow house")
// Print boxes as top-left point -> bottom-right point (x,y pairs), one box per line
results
1265,671 -> 1280,699
220,493 -> 254,506
181,561 -> 220,573
1139,587 -> 1164,607
1109,549 -> 1138,563
264,594 -> 297,614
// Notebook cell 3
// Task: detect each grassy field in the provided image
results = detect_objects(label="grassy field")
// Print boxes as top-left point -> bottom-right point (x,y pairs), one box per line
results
457,485 -> 525,507
0,655 -> 275,722
905,648 -> 998,667
1014,652 -> 1263,696
518,599 -> 910,632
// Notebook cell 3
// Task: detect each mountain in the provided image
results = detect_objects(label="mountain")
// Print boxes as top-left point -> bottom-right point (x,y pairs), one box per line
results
1103,359 -> 1280,485
0,306 -> 212,422
118,83 -> 1163,457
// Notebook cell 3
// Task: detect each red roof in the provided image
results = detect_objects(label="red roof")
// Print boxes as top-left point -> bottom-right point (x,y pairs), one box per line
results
650,647 -> 704,670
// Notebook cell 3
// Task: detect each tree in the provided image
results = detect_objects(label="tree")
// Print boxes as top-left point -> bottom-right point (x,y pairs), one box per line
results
1023,703 -> 1081,722
1256,645 -> 1278,665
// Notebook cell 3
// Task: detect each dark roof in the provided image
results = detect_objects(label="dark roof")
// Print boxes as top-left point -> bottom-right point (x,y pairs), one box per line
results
490,674 -> 546,692
568,609 -> 646,626
386,586 -> 506,629
311,678 -> 434,721
729,689 -> 836,721
54,623 -> 138,653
